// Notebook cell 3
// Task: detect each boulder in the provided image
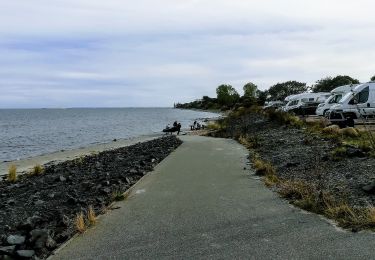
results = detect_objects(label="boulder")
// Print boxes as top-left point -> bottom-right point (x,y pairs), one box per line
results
6,235 -> 25,245
16,250 -> 35,258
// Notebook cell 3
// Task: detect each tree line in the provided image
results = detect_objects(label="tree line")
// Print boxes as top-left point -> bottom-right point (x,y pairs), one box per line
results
175,74 -> 374,110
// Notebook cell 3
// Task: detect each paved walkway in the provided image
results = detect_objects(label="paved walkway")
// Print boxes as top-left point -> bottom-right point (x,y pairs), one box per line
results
52,136 -> 374,260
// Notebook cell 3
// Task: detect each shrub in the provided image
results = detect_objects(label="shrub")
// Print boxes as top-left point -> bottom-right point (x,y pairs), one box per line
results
7,164 -> 17,183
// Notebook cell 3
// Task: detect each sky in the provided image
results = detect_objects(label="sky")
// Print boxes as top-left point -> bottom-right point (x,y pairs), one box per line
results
1,0 -> 375,108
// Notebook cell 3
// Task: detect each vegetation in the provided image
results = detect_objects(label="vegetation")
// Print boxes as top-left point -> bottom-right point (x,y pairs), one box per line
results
30,164 -> 44,175
75,212 -> 86,233
7,164 -> 17,183
216,84 -> 240,108
87,206 -> 97,225
111,190 -> 126,201
268,81 -> 308,101
312,75 -> 360,92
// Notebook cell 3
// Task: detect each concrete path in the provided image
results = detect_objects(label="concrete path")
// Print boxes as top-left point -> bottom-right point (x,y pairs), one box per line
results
52,136 -> 374,260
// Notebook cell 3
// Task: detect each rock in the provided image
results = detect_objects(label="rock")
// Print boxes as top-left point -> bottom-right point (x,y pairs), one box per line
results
7,235 -> 26,245
66,196 -> 77,205
285,162 -> 300,168
46,236 -> 57,249
101,188 -> 111,194
7,199 -> 15,206
48,193 -> 55,199
30,229 -> 48,249
129,169 -> 138,175
16,250 -> 35,258
18,215 -> 42,230
34,200 -> 44,206
0,245 -> 16,255
362,182 -> 375,194
59,176 -> 66,182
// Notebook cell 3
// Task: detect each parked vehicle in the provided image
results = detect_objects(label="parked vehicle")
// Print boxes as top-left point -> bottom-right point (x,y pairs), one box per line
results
282,92 -> 331,115
328,82 -> 375,127
263,101 -> 284,110
316,84 -> 359,117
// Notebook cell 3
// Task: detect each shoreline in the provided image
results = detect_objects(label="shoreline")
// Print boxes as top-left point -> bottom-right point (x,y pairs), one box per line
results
0,136 -> 182,259
0,134 -> 165,177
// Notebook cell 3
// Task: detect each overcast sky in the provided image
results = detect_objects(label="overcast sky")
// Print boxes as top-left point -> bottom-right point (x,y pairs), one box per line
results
1,0 -> 374,108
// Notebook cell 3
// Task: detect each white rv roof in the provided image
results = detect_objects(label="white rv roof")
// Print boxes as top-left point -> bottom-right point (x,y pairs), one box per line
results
330,84 -> 359,94
284,92 -> 330,102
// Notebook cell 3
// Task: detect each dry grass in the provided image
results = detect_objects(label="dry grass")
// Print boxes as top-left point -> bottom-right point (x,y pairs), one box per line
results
339,127 -> 359,138
75,212 -> 86,233
7,164 -> 17,183
87,206 -> 97,225
266,110 -> 303,128
264,174 -> 280,187
238,135 -> 260,149
30,164 -> 44,175
206,122 -> 223,130
321,125 -> 341,135
252,158 -> 276,176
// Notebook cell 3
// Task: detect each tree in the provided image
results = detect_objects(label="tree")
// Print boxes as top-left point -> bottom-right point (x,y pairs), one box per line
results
268,81 -> 308,101
371,75 -> 375,81
312,75 -> 360,92
243,82 -> 258,98
216,84 -> 240,107
256,89 -> 269,105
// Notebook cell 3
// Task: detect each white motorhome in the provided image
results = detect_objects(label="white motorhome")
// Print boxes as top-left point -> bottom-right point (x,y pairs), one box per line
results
316,84 -> 359,117
282,92 -> 331,114
328,82 -> 375,127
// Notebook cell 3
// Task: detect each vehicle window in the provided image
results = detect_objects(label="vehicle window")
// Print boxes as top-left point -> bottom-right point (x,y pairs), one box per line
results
358,86 -> 369,103
309,98 -> 314,101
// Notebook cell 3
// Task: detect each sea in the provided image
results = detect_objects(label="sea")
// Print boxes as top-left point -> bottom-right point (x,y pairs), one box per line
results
0,108 -> 220,162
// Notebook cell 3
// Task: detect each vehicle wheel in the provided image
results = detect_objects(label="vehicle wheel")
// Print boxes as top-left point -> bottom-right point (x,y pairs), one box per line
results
323,110 -> 329,118
346,117 -> 355,127
338,121 -> 347,128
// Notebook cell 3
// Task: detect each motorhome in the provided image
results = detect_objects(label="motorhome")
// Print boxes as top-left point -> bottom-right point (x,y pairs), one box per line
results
282,92 -> 331,115
316,84 -> 359,117
328,82 -> 375,127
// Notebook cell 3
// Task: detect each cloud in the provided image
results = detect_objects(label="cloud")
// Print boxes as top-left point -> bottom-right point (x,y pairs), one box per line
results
1,0 -> 375,107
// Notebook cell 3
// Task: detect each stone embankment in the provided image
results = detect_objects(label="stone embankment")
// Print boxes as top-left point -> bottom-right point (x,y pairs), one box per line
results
0,136 -> 182,259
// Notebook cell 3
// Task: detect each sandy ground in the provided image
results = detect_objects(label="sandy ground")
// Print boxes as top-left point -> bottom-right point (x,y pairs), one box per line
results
0,134 -> 167,177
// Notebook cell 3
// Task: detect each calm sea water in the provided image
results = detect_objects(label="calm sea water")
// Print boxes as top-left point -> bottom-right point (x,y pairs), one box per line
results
0,108 -> 220,162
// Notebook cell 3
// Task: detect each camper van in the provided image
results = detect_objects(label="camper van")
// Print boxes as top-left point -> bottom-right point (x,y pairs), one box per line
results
316,84 -> 359,117
263,100 -> 284,110
328,82 -> 375,127
282,92 -> 331,115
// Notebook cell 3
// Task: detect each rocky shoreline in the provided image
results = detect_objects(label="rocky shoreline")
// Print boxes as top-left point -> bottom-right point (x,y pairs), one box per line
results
0,136 -> 182,259
210,112 -> 375,213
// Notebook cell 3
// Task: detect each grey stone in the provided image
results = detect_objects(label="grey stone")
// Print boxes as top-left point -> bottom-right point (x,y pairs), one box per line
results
59,176 -> 66,182
16,250 -> 35,258
362,182 -> 375,194
6,235 -> 25,245
0,245 -> 15,255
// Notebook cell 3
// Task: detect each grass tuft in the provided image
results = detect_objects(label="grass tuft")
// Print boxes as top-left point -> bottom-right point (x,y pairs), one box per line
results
111,190 -> 126,201
30,164 -> 44,175
75,212 -> 86,233
339,127 -> 359,138
7,164 -> 17,183
252,158 -> 276,176
87,206 -> 97,225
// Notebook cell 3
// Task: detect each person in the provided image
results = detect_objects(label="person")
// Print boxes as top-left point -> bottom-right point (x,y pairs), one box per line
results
177,123 -> 181,135
173,121 -> 178,128
193,120 -> 197,130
